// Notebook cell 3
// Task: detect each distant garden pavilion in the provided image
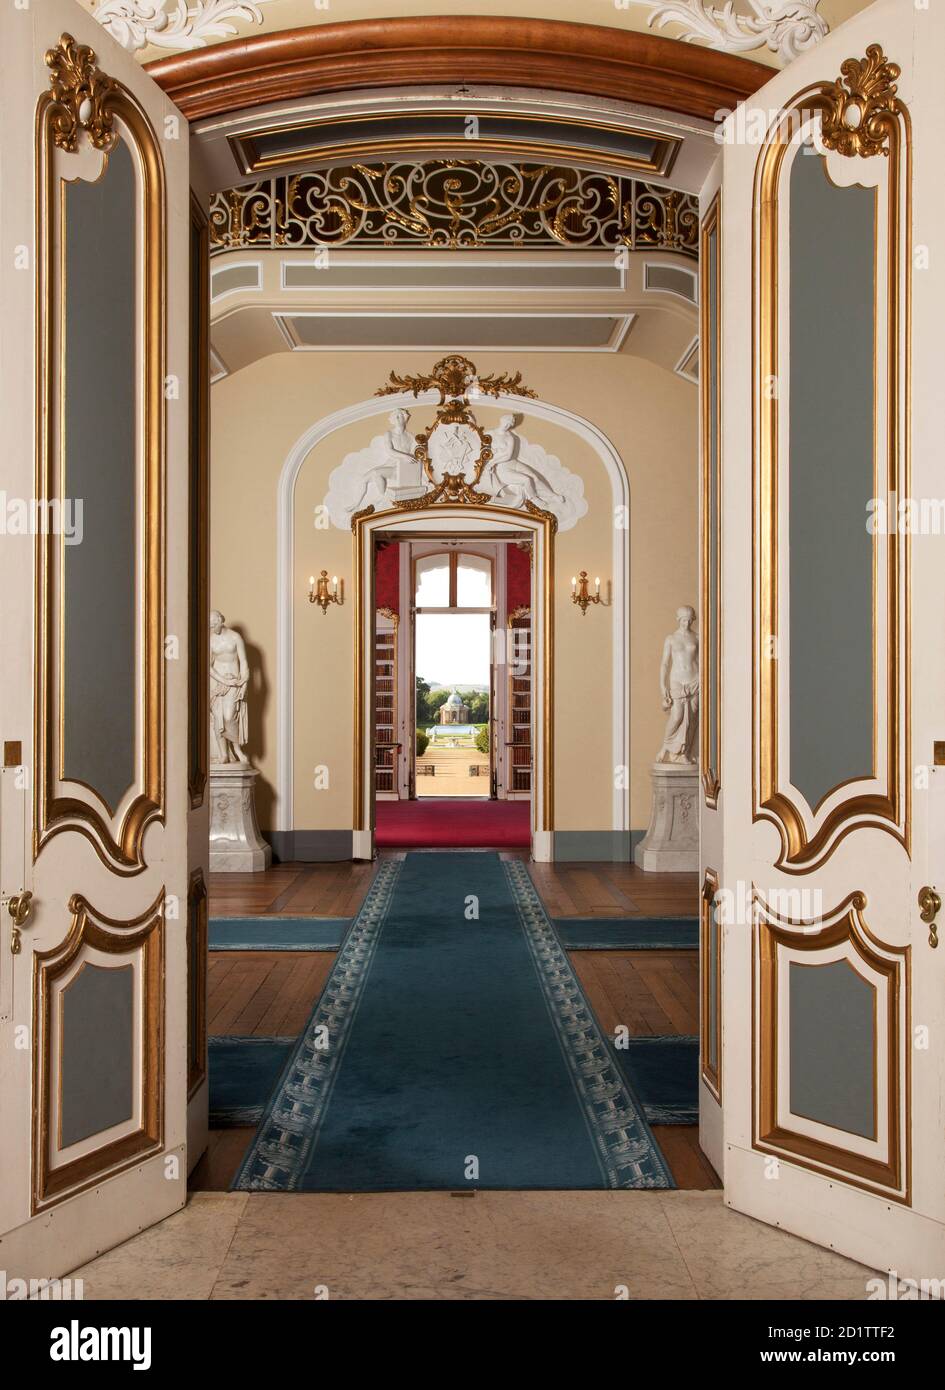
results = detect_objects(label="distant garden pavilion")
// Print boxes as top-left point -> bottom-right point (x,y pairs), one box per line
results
438,690 -> 471,725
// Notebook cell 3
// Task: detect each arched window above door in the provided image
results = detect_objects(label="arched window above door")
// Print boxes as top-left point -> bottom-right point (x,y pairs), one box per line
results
414,552 -> 493,610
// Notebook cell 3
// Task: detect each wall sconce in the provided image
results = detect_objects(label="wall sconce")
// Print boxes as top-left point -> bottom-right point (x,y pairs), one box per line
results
308,570 -> 343,615
571,571 -> 602,616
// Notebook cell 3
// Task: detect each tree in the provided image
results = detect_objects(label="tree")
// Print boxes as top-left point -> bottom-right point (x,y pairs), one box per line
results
463,691 -> 490,724
415,676 -> 432,726
426,688 -> 450,723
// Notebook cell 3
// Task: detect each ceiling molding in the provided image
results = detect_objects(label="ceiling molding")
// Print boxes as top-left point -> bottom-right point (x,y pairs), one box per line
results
146,15 -> 772,123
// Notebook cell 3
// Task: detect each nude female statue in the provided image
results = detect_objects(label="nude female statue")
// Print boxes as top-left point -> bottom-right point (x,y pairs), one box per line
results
656,606 -> 699,765
209,610 -> 249,765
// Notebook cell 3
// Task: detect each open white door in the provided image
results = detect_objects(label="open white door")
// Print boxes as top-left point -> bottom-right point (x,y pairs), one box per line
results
697,152 -> 724,1181
716,0 -> 945,1277
0,3 -> 201,1279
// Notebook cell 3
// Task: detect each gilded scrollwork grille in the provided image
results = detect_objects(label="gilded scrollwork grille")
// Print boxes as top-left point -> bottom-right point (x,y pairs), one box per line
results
209,162 -> 699,258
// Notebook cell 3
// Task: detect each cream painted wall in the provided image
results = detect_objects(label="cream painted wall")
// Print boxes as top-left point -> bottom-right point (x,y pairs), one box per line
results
210,350 -> 697,838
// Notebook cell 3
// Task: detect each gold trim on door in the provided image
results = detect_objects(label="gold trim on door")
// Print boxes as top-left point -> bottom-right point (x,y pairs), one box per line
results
751,47 -> 911,872
700,194 -> 722,809
32,888 -> 165,1213
188,195 -> 210,811
700,868 -> 722,1101
187,869 -> 208,1099
753,887 -> 909,1202
34,35 -> 166,875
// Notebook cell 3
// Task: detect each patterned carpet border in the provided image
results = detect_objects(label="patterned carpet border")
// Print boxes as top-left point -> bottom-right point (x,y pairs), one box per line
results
502,859 -> 674,1189
232,858 -> 403,1191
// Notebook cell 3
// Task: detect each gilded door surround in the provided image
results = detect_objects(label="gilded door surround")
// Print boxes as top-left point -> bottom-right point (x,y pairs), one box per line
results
34,34 -> 166,875
752,45 -> 911,872
352,505 -> 555,852
753,887 -> 910,1202
32,890 -> 165,1213
145,17 -> 771,125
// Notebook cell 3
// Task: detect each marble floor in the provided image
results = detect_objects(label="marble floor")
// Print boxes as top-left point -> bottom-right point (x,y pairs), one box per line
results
71,1190 -> 881,1301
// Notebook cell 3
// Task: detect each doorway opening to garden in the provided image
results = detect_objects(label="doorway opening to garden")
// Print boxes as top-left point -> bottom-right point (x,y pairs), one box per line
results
414,547 -> 495,801
371,534 -> 534,850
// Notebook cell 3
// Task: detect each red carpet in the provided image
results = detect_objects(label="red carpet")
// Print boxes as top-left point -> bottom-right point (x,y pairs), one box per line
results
375,798 -> 531,848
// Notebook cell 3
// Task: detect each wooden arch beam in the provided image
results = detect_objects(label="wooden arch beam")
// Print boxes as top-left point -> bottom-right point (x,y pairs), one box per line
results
146,15 -> 771,124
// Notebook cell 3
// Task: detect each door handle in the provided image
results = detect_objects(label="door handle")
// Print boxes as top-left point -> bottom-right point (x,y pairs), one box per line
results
918,885 -> 941,949
3,889 -> 33,955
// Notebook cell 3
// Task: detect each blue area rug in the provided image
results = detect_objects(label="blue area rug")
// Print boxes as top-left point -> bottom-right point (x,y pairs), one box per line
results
209,1036 -> 295,1126
555,918 -> 698,950
209,918 -> 349,951
234,852 -> 674,1192
613,1036 -> 698,1124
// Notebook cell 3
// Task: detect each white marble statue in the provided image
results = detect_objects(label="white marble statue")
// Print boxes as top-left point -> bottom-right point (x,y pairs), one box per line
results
324,410 -> 425,526
483,414 -> 566,513
478,414 -> 587,527
210,610 -> 249,765
656,605 -> 700,765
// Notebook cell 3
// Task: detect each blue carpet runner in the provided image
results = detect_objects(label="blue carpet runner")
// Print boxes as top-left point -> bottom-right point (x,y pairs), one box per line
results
555,918 -> 698,950
209,1037 -> 295,1125
209,916 -> 696,953
211,1034 -> 698,1131
209,917 -> 348,951
614,1036 -> 698,1124
233,852 -> 674,1192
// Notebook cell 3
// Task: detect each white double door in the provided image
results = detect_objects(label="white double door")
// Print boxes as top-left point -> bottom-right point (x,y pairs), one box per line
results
704,0 -> 945,1281
3,0 -> 944,1288
0,0 -> 206,1279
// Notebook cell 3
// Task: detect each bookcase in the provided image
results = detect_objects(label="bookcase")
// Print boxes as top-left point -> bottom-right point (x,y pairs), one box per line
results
374,609 -> 399,798
507,607 -> 532,798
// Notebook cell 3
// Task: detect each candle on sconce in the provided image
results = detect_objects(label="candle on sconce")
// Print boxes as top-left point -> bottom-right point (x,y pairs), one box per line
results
307,568 -> 343,614
570,569 -> 603,616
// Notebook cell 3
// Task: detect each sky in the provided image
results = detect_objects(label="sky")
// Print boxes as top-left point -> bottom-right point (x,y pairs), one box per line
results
416,613 -> 491,688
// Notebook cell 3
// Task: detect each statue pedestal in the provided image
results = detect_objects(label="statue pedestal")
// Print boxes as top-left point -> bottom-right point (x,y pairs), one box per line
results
634,763 -> 699,873
209,765 -> 271,873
